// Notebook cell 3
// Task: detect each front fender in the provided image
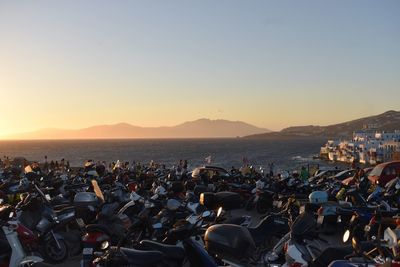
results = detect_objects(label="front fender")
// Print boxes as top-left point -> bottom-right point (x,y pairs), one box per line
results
20,255 -> 44,266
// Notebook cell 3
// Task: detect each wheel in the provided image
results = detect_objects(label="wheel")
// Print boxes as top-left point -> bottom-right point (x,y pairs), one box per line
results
59,230 -> 82,256
42,237 -> 68,263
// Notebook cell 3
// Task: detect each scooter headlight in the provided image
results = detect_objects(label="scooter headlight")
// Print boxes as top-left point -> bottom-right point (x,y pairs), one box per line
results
101,240 -> 109,250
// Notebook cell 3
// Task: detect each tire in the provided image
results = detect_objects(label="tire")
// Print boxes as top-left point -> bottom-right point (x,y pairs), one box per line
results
59,230 -> 82,256
42,237 -> 68,263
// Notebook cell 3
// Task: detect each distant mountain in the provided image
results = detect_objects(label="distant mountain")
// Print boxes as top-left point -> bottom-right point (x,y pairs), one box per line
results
3,119 -> 270,139
245,110 -> 400,139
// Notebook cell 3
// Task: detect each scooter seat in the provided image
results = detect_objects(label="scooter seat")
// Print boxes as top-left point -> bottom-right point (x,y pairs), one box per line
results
53,204 -> 73,211
248,215 -> 289,246
85,224 -> 111,236
120,247 -> 164,265
140,240 -> 185,260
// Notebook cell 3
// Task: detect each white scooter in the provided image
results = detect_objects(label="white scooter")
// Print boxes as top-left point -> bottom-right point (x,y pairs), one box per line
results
2,214 -> 45,267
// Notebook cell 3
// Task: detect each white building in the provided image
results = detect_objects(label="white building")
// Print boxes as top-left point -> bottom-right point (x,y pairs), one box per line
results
321,130 -> 400,165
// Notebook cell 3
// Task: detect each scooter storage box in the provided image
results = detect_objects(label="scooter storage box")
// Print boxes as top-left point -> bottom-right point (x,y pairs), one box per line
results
73,192 -> 100,207
200,191 -> 242,210
205,224 -> 256,262
309,191 -> 328,204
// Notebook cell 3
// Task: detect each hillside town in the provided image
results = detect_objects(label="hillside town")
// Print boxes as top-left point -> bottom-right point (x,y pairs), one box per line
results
320,124 -> 400,165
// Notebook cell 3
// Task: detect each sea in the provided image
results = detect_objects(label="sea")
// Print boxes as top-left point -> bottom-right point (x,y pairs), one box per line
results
0,138 -> 345,172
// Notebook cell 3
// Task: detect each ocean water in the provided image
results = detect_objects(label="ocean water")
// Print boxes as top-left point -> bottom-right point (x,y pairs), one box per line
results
0,138 -> 336,172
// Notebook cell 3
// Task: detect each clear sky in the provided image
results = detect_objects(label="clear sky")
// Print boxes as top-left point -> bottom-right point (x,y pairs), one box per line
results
0,0 -> 399,136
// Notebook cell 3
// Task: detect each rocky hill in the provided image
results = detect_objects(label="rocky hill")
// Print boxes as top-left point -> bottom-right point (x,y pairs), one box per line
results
246,110 -> 400,139
3,119 -> 270,139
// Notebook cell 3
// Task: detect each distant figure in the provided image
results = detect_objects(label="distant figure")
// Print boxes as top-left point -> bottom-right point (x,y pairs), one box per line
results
50,160 -> 55,170
43,156 -> 49,172
300,166 -> 309,182
268,162 -> 275,177
183,160 -> 188,170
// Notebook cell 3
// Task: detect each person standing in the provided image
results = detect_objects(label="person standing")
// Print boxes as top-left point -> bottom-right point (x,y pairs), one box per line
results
43,156 -> 49,172
300,166 -> 309,182
268,162 -> 274,177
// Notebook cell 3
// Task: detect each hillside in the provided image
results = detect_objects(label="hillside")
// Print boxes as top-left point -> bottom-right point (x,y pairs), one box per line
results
3,119 -> 270,139
246,110 -> 400,139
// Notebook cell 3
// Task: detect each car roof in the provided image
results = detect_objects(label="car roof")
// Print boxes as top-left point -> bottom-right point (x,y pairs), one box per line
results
335,169 -> 355,176
373,161 -> 400,169
195,166 -> 228,172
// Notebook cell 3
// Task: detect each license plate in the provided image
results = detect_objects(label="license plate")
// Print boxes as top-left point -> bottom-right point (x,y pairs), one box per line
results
317,215 -> 324,224
76,218 -> 85,228
82,247 -> 93,255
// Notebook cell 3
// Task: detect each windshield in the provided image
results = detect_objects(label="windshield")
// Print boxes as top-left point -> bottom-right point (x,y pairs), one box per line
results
369,166 -> 384,177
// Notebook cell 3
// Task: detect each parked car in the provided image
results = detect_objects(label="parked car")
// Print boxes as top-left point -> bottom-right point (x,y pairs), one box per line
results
341,167 -> 374,186
309,169 -> 343,182
332,169 -> 356,181
368,161 -> 400,186
191,166 -> 230,180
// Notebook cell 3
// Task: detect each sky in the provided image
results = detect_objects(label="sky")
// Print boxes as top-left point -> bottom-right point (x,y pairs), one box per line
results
0,0 -> 399,136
